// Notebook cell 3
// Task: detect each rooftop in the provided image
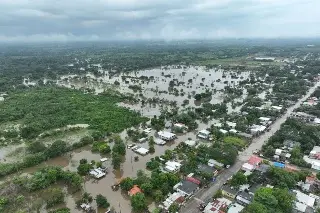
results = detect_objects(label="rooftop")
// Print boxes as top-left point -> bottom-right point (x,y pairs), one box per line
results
177,180 -> 199,195
204,198 -> 232,213
247,155 -> 262,166
128,185 -> 142,196
273,162 -> 285,168
221,185 -> 238,195
197,164 -> 215,174
293,190 -> 315,207
227,203 -> 244,213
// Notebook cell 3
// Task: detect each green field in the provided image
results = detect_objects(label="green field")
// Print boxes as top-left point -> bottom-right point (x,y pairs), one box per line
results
0,87 -> 147,139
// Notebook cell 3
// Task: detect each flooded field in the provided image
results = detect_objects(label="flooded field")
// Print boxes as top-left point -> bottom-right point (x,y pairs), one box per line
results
57,66 -> 250,111
2,66 -> 256,212
0,126 -> 203,212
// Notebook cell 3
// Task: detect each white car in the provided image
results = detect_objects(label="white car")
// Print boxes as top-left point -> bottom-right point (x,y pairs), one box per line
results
100,158 -> 108,162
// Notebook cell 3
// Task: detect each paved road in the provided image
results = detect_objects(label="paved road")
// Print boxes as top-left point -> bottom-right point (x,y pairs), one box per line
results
183,82 -> 320,213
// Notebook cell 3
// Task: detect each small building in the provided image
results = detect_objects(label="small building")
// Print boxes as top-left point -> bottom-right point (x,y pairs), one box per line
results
241,163 -> 254,172
154,138 -> 166,145
197,164 -> 216,175
236,191 -> 254,206
247,155 -> 262,167
271,106 -> 282,111
134,147 -> 149,155
89,168 -> 106,179
220,129 -> 228,134
162,192 -> 185,211
203,198 -> 232,213
293,190 -> 316,208
273,162 -> 285,168
275,149 -> 282,155
250,125 -> 266,135
185,177 -> 201,185
221,185 -> 238,199
303,156 -> 320,170
175,180 -> 199,197
157,131 -> 176,141
208,159 -> 224,168
197,129 -> 211,139
173,123 -> 188,130
256,164 -> 270,173
227,203 -> 244,213
184,140 -> 197,147
227,122 -> 237,128
165,161 -> 182,173
128,185 -> 142,196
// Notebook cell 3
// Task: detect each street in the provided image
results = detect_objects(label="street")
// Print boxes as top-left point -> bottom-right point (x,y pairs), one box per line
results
182,82 -> 320,213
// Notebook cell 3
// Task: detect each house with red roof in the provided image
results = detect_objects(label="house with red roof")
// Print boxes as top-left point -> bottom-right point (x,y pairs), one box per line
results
247,155 -> 262,167
128,185 -> 142,196
186,177 -> 201,185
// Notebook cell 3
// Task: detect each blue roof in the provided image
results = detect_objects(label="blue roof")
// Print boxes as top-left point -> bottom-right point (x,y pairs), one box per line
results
273,162 -> 285,168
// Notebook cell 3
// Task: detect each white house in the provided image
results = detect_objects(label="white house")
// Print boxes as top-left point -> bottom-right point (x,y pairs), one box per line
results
154,138 -> 166,145
165,161 -> 182,173
198,129 -> 211,139
157,131 -> 176,141
184,140 -> 197,147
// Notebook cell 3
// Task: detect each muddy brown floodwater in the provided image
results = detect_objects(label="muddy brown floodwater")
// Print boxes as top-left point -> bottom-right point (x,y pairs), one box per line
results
0,127 -> 204,212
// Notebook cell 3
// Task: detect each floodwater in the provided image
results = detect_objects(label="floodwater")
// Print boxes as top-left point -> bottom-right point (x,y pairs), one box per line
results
57,66 -> 250,109
0,127 -> 203,212
4,66 -> 254,212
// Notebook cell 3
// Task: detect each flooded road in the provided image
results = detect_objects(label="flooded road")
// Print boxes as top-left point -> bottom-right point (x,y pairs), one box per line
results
183,82 -> 320,213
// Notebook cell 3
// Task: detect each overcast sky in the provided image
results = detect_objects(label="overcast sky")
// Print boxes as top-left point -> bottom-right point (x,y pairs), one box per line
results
0,0 -> 319,42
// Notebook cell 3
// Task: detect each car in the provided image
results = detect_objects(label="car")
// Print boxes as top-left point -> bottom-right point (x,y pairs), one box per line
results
226,165 -> 230,169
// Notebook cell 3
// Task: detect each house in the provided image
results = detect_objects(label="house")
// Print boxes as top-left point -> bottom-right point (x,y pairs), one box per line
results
173,123 -> 188,131
236,191 -> 254,206
226,122 -> 237,128
275,148 -> 283,155
128,185 -> 142,196
303,156 -> 320,170
271,105 -> 283,111
184,140 -> 197,147
134,147 -> 149,155
154,138 -> 166,145
208,159 -> 224,168
241,163 -> 254,172
89,168 -> 106,179
255,164 -> 270,173
309,146 -> 320,159
221,185 -> 238,199
175,180 -> 199,197
157,131 -> 176,141
203,198 -> 232,213
197,164 -> 216,175
197,129 -> 211,139
250,125 -> 266,135
185,177 -> 201,185
247,155 -> 262,167
165,161 -> 182,173
162,192 -> 185,210
220,129 -> 228,134
293,190 -> 316,207
227,203 -> 244,213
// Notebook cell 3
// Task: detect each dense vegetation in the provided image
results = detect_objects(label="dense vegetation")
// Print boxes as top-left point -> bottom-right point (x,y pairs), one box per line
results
0,166 -> 82,212
0,87 -> 147,139
262,118 -> 320,167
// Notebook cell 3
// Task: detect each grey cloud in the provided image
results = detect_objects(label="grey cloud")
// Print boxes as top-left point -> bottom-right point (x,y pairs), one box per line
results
0,0 -> 319,42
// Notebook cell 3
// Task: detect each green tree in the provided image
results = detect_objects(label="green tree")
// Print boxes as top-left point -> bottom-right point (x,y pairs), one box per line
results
317,172 -> 320,180
168,203 -> 180,213
213,190 -> 223,199
112,152 -> 122,170
45,140 -> 68,158
131,193 -> 147,212
245,202 -> 269,213
120,177 -> 134,191
77,163 -> 92,176
152,190 -> 164,203
27,141 -> 46,154
91,131 -> 104,141
96,194 -> 110,208
141,182 -> 153,195
230,172 -> 247,187
45,188 -> 65,208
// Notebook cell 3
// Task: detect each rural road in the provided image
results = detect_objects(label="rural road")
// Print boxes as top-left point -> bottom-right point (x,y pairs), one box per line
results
182,82 -> 320,213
